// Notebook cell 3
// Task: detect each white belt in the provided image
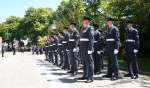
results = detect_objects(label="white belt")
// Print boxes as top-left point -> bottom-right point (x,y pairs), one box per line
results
126,39 -> 135,42
53,44 -> 56,45
80,38 -> 89,41
69,39 -> 75,41
58,44 -> 62,45
46,46 -> 48,47
50,45 -> 53,46
94,41 -> 98,43
62,41 -> 67,43
106,39 -> 115,41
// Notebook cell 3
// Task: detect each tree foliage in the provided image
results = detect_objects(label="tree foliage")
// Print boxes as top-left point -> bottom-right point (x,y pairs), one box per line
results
54,0 -> 86,30
22,7 -> 53,43
0,7 -> 53,44
0,0 -> 149,53
0,16 -> 21,42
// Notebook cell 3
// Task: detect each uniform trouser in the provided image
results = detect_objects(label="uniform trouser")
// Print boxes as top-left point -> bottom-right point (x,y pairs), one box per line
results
125,51 -> 139,76
106,51 -> 119,77
79,50 -> 83,65
70,50 -> 78,72
59,51 -> 64,66
2,51 -> 4,57
92,50 -> 102,73
63,50 -> 70,69
13,50 -> 16,55
48,51 -> 53,62
81,50 -> 94,80
45,52 -> 48,60
100,53 -> 104,69
32,50 -> 34,54
45,49 -> 49,60
54,51 -> 59,66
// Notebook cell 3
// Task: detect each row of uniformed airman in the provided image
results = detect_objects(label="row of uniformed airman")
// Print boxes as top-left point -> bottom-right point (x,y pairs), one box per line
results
44,16 -> 139,83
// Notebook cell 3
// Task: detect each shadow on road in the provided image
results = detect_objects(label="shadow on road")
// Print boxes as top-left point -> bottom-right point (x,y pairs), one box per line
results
51,72 -> 68,76
35,57 -> 150,87
139,80 -> 150,88
59,77 -> 77,83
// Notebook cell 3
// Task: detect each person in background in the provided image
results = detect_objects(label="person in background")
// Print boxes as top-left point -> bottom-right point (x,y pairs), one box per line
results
124,20 -> 139,79
12,43 -> 16,55
77,17 -> 94,83
92,24 -> 104,75
103,17 -> 120,81
2,41 -> 5,57
62,27 -> 70,70
53,34 -> 59,66
67,22 -> 80,76
58,32 -> 64,67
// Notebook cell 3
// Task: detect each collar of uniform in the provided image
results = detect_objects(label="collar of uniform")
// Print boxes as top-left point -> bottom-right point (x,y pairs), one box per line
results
64,32 -> 69,35
108,24 -> 114,28
73,28 -> 77,31
83,25 -> 91,32
85,25 -> 91,29
127,27 -> 134,31
87,25 -> 90,28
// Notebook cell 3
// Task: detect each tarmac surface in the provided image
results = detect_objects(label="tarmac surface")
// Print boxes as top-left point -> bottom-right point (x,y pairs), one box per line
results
0,52 -> 150,88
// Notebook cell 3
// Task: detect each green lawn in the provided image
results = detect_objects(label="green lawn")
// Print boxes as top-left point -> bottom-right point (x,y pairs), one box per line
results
103,55 -> 150,75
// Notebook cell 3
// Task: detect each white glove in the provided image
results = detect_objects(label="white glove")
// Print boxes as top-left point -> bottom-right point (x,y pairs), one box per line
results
73,48 -> 77,52
100,51 -> 104,53
114,49 -> 119,54
88,50 -> 93,54
134,49 -> 138,53
97,51 -> 101,54
66,49 -> 69,51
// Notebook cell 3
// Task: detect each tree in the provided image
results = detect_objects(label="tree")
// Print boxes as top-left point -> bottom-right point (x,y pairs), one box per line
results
0,16 -> 21,42
54,0 -> 86,30
22,7 -> 53,44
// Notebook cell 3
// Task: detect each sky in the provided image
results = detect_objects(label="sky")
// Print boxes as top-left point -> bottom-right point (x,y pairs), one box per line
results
0,0 -> 62,22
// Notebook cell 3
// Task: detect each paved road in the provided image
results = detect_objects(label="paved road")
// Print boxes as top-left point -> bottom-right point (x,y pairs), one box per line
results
0,52 -> 150,88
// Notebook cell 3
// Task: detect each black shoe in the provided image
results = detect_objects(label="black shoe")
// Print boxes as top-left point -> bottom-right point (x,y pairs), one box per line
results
67,71 -> 73,73
62,67 -> 68,70
124,73 -> 131,77
77,77 -> 87,80
94,71 -> 101,75
85,79 -> 93,83
58,64 -> 61,67
102,74 -> 112,78
131,75 -> 135,79
67,68 -> 71,70
134,74 -> 139,79
111,76 -> 118,81
71,71 -> 78,76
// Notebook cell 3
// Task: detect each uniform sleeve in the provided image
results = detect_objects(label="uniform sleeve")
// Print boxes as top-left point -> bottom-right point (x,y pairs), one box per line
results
88,28 -> 94,51
103,30 -> 108,52
97,32 -> 103,51
97,32 -> 101,43
133,30 -> 139,50
74,31 -> 80,48
66,34 -> 70,50
55,39 -> 59,51
113,28 -> 120,50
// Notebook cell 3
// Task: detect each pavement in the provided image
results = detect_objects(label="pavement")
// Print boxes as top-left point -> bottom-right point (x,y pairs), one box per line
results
0,52 -> 150,88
